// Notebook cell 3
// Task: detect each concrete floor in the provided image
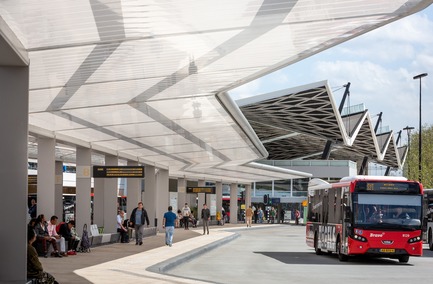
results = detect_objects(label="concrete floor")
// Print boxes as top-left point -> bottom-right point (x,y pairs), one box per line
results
40,223 -> 256,284
40,227 -> 201,283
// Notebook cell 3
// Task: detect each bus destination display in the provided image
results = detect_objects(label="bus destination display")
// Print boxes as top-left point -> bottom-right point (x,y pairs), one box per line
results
355,181 -> 420,193
93,166 -> 144,178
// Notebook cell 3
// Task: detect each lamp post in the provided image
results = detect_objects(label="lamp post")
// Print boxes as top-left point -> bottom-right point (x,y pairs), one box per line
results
413,73 -> 428,182
403,126 -> 414,177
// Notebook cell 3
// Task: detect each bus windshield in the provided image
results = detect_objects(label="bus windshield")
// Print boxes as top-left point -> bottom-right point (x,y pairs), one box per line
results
353,193 -> 422,230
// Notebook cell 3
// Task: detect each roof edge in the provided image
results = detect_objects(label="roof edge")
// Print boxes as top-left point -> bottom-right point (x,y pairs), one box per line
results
235,80 -> 329,107
217,92 -> 268,159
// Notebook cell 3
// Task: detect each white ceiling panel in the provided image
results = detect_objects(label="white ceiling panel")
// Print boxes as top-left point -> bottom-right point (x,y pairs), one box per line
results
29,113 -> 86,132
134,134 -> 190,148
64,105 -> 154,127
153,144 -> 205,155
91,139 -> 153,152
105,122 -> 175,138
62,79 -> 161,109
29,46 -> 95,90
57,128 -> 119,143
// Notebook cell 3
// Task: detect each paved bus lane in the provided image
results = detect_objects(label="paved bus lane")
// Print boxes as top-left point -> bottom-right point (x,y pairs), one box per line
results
167,225 -> 433,284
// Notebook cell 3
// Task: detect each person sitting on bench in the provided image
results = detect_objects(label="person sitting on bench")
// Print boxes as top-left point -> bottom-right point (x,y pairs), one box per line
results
34,214 -> 62,258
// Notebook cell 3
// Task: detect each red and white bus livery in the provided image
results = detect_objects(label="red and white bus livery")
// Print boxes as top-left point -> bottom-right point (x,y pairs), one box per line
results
306,176 -> 424,263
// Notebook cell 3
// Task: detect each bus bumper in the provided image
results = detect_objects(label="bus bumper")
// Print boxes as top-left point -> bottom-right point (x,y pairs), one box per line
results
348,237 -> 423,257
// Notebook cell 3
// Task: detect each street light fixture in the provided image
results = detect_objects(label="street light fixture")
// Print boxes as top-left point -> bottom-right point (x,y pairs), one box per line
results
403,126 -> 414,177
413,73 -> 428,182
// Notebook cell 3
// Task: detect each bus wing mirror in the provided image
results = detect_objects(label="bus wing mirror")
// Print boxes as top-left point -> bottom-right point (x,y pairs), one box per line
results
344,205 -> 351,221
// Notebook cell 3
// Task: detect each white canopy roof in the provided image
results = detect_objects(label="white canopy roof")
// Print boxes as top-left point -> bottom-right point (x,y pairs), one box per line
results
1,0 -> 431,182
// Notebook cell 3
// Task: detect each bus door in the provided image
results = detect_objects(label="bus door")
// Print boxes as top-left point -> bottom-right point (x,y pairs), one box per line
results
340,190 -> 350,255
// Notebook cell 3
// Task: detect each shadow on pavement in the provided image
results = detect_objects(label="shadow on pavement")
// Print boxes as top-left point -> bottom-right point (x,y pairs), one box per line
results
255,251 -> 413,266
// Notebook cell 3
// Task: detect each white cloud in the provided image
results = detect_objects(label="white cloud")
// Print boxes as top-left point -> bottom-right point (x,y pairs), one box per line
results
229,79 -> 262,100
229,5 -> 433,135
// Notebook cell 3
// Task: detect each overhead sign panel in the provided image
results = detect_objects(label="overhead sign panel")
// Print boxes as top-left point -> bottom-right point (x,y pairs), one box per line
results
28,175 -> 37,185
93,166 -> 144,178
186,187 -> 216,194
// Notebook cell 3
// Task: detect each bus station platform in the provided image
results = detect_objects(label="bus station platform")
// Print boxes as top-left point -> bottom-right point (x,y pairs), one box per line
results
40,223 -> 266,284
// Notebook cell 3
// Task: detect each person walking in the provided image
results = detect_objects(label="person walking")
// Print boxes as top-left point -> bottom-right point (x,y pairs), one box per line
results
258,207 -> 264,223
129,202 -> 150,245
270,207 -> 276,224
201,203 -> 210,235
182,203 -> 191,230
245,206 -> 253,227
280,208 -> 285,223
295,209 -> 301,225
162,206 -> 178,247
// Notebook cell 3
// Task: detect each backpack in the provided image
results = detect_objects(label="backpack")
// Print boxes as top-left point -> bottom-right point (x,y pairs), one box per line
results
78,223 -> 91,253
183,207 -> 190,217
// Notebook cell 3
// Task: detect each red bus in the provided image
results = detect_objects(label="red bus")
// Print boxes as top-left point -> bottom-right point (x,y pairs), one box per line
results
306,176 -> 424,263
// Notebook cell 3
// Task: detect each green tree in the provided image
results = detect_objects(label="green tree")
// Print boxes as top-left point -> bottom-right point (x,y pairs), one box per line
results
404,124 -> 433,188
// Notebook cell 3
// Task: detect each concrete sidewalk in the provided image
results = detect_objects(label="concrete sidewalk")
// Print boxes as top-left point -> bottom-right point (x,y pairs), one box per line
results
40,223 -> 269,284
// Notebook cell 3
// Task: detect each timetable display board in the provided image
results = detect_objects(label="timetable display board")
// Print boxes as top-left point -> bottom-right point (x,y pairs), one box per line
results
186,186 -> 216,194
93,166 -> 144,178
28,175 -> 37,185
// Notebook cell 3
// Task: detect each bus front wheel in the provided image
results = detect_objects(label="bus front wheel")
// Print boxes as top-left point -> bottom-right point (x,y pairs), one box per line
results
314,233 -> 322,255
398,256 -> 409,263
337,238 -> 348,262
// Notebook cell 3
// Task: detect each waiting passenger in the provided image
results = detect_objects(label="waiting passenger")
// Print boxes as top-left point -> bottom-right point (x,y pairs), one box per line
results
28,218 -> 37,229
177,209 -> 183,228
27,228 -> 59,284
58,220 -> 80,255
117,210 -> 129,243
181,203 -> 191,230
28,199 -> 37,219
189,210 -> 198,228
216,211 -> 222,225
47,215 -> 67,256
34,214 -> 62,258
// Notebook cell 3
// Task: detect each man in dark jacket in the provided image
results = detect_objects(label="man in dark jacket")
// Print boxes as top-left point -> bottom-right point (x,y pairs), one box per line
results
58,220 -> 79,254
201,204 -> 211,235
129,201 -> 150,245
28,199 -> 37,219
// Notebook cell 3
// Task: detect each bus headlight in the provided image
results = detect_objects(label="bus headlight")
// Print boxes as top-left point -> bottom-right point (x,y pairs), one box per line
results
353,234 -> 367,242
408,236 -> 422,243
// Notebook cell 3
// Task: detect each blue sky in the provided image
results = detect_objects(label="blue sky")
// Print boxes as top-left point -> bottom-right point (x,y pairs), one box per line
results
229,5 -> 433,146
